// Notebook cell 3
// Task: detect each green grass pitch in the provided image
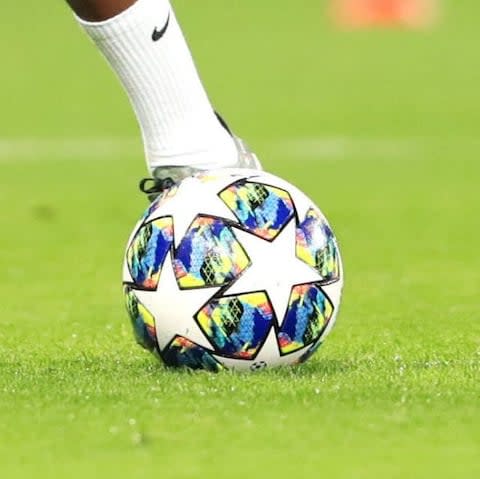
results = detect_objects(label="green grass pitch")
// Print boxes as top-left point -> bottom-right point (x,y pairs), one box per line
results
1,1 -> 479,477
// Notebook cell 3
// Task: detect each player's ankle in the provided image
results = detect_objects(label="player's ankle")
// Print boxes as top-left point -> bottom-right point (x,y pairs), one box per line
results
145,133 -> 239,173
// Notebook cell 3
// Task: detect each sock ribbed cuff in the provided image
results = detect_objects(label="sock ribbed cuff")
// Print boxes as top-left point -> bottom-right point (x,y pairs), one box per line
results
75,0 -> 170,42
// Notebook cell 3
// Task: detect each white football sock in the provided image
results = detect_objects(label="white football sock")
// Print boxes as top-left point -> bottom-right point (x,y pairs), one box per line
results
76,0 -> 237,173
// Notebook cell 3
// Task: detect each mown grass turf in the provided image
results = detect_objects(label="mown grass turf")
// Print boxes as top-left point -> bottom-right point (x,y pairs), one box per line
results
1,1 -> 479,478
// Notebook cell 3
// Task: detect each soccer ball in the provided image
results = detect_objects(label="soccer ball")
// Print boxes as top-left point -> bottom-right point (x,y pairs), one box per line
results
123,169 -> 343,371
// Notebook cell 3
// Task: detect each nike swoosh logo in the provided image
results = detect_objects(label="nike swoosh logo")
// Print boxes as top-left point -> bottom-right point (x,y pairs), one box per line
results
152,13 -> 170,42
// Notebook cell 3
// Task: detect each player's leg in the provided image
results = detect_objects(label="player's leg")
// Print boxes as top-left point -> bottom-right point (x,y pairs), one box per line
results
66,0 -> 260,199
65,0 -> 136,22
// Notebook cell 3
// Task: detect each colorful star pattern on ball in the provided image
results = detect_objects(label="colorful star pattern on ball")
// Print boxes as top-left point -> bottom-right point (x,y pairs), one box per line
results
278,283 -> 334,355
220,181 -> 295,240
124,286 -> 159,352
173,216 -> 250,289
162,336 -> 226,372
296,208 -> 341,282
126,217 -> 174,290
196,292 -> 274,359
